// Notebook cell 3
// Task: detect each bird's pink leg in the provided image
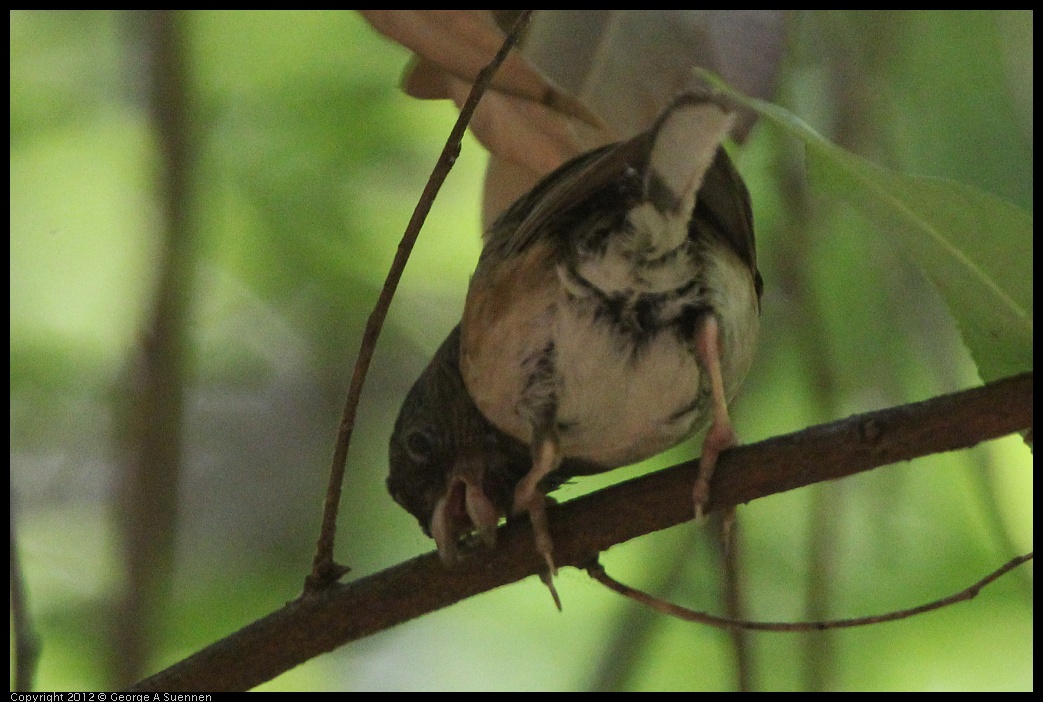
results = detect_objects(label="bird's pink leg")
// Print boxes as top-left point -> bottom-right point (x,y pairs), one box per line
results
513,435 -> 563,609
693,315 -> 739,520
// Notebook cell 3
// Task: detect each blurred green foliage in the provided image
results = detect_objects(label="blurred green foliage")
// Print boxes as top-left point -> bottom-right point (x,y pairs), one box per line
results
704,66 -> 1032,381
10,10 -> 1032,692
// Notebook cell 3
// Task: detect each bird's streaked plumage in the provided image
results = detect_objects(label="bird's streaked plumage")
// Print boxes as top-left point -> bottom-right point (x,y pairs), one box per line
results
389,90 -> 762,595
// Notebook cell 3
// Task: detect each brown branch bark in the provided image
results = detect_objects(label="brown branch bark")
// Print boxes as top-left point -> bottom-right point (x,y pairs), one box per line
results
128,371 -> 1032,692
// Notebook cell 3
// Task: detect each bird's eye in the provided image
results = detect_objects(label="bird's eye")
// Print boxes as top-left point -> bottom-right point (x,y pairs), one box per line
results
405,428 -> 435,463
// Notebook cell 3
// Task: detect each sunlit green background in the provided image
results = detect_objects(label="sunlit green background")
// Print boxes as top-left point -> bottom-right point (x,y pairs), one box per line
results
10,10 -> 1032,691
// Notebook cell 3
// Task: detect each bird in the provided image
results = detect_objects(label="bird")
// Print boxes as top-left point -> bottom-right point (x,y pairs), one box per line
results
388,89 -> 763,597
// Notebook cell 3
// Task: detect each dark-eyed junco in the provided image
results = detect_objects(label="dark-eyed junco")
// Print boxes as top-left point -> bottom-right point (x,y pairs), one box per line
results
388,90 -> 762,591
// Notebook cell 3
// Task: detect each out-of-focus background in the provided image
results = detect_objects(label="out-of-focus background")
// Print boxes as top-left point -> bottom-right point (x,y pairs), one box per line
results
10,10 -> 1032,691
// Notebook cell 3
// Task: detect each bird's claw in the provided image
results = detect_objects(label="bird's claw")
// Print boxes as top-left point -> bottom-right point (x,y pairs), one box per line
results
514,478 -> 561,607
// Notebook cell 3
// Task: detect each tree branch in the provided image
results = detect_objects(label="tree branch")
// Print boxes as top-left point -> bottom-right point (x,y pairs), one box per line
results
128,371 -> 1032,692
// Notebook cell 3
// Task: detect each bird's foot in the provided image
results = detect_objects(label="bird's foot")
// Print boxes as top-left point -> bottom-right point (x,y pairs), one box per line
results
693,418 -> 738,520
513,436 -> 563,606
692,314 -> 741,521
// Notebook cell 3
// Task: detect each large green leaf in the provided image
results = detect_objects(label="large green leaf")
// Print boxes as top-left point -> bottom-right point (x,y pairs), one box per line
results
701,69 -> 1033,382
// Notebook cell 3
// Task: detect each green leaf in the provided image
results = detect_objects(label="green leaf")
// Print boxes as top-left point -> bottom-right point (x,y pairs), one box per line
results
699,69 -> 1033,382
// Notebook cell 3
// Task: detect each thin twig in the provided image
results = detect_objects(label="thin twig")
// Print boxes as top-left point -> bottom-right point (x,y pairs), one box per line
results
587,552 -> 1033,632
127,372 -> 1031,691
305,10 -> 535,591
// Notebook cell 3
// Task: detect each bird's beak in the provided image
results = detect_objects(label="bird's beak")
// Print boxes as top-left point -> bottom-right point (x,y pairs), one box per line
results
429,473 -> 501,565
430,481 -> 462,564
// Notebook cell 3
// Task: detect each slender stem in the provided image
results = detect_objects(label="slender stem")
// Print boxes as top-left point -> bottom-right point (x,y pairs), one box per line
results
588,552 -> 1033,632
306,10 -> 535,590
113,9 -> 196,684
